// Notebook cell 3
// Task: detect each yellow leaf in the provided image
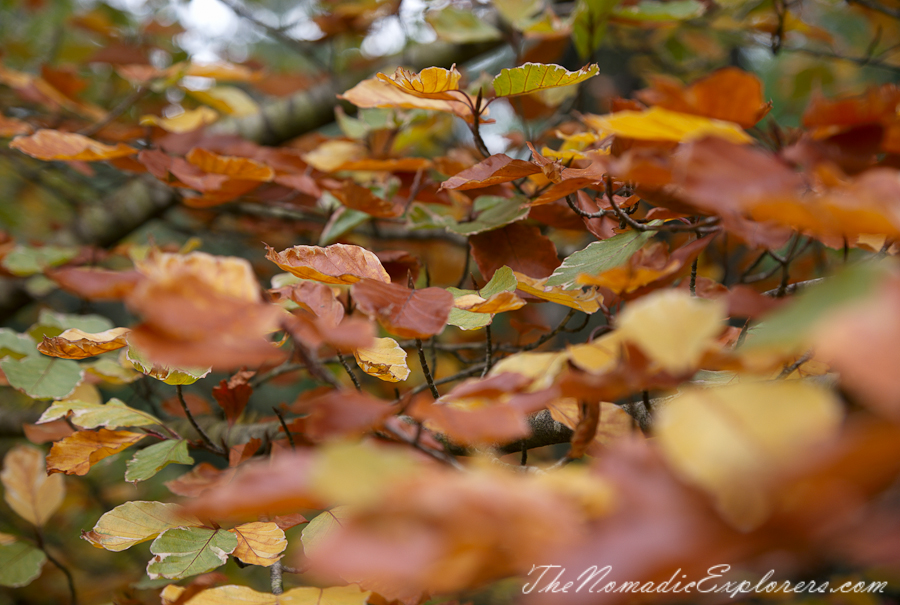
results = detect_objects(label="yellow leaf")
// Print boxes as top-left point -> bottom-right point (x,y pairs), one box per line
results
354,337 -> 410,382
376,65 -> 462,101
1,445 -> 65,526
452,290 -> 526,313
228,521 -> 287,567
488,351 -> 567,390
566,331 -> 627,373
38,327 -> 130,360
302,140 -> 367,173
584,106 -> 752,144
655,381 -> 842,529
136,249 -> 263,303
139,107 -> 219,133
181,584 -> 371,605
46,429 -> 144,476
338,78 -> 474,121
190,86 -> 259,117
616,289 -> 725,374
512,271 -> 601,313
82,500 -> 203,552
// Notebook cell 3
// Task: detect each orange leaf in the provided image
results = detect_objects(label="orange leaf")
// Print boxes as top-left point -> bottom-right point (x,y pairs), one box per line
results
228,521 -> 287,566
352,279 -> 454,339
338,77 -> 474,122
376,65 -> 462,101
333,181 -> 404,218
48,268 -> 142,301
440,154 -> 541,191
47,429 -> 145,476
38,327 -> 130,360
10,129 -> 137,161
185,148 -> 274,181
265,243 -> 390,285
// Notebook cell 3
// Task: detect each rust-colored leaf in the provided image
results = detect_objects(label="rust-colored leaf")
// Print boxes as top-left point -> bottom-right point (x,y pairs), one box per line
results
352,279 -> 454,339
470,222 -> 560,281
295,389 -> 395,441
212,370 -> 255,426
440,154 -> 540,191
46,429 -> 145,476
48,267 -> 142,301
38,327 -> 130,360
333,181 -> 404,218
265,243 -> 390,285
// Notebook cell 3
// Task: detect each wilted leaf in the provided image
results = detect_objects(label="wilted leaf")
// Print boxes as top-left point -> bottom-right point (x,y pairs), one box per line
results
147,527 -> 238,580
0,355 -> 84,400
0,534 -> 46,588
82,501 -> 203,552
354,337 -> 410,382
493,63 -> 598,97
440,154 -> 540,191
1,445 -> 65,526
616,289 -> 725,374
655,381 -> 842,529
546,229 -> 655,288
38,397 -> 162,429
38,327 -> 130,360
47,429 -> 145,476
228,522 -> 287,566
352,279 -> 453,339
265,244 -> 390,285
585,106 -> 752,143
125,440 -> 194,483
9,129 -> 137,161
513,272 -> 601,312
377,65 -> 462,101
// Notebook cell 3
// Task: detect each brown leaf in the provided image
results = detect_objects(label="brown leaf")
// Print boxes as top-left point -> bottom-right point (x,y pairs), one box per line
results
352,279 -> 454,339
265,243 -> 390,285
38,327 -> 130,360
333,180 -> 404,218
9,129 -> 137,161
296,389 -> 395,441
270,281 -> 344,327
47,428 -> 145,476
273,513 -> 308,530
440,154 -> 540,191
212,375 -> 253,426
469,222 -> 560,281
375,250 -> 421,284
48,267 -> 142,301
23,419 -> 75,444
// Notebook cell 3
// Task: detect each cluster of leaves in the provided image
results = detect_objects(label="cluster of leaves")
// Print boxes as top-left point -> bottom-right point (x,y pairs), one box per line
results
2,0 -> 900,604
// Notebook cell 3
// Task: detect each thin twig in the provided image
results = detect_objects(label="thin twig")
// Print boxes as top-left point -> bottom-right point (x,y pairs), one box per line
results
778,351 -> 813,378
783,45 -> 900,74
416,338 -> 440,399
481,324 -> 493,378
336,351 -> 362,391
690,258 -> 698,296
44,550 -> 78,605
272,407 -> 295,450
176,386 -> 226,456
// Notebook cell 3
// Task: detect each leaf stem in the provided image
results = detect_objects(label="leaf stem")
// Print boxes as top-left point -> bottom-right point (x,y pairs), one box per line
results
176,386 -> 226,456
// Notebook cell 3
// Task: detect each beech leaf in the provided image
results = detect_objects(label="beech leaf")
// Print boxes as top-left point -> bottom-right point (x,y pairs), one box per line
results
125,440 -> 194,483
47,429 -> 146,476
265,243 -> 390,285
180,584 -> 370,605
228,521 -> 287,566
0,356 -> 84,400
38,397 -> 162,429
352,279 -> 454,339
38,327 -> 130,360
546,228 -> 655,288
147,527 -> 238,580
354,337 -> 410,382
9,129 -> 137,161
492,63 -> 599,97
82,501 -> 203,552
1,445 -> 65,526
0,534 -> 46,588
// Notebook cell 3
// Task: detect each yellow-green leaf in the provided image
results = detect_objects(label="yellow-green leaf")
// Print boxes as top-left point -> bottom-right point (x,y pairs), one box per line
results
38,398 -> 162,429
82,501 -> 203,552
125,440 -> 194,483
0,533 -> 46,588
147,527 -> 237,580
493,62 -> 599,97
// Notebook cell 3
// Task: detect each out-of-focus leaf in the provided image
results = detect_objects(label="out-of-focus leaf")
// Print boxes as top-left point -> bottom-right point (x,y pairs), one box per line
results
147,527 -> 238,580
9,129 -> 137,160
265,244 -> 390,285
585,106 -> 752,143
211,371 -> 255,426
228,522 -> 287,567
301,506 -> 353,559
425,6 -> 502,43
39,397 -> 162,429
352,279 -> 454,339
354,337 -> 410,382
140,107 -> 219,133
612,0 -> 704,22
47,267 -> 142,301
1,445 -> 64,526
0,329 -> 37,360
319,208 -> 370,246
494,0 -> 544,28
30,309 -> 114,338
656,381 -> 842,529
571,0 -> 620,59
0,356 -> 83,400
177,584 -> 370,605
447,196 -> 531,235
1,245 -> 78,276
190,86 -> 259,117
125,440 -> 194,483
0,534 -> 46,587
546,229 -> 655,288
617,289 -> 726,374
38,327 -> 130,360
338,78 -> 472,121
83,501 -> 203,552
297,390 -> 395,441
47,429 -> 145,476
492,63 -> 598,97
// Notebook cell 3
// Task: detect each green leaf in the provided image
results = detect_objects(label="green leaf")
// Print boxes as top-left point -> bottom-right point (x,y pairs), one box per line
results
38,398 -> 162,429
0,356 -> 83,400
83,501 -> 203,552
745,265 -> 885,351
612,0 -> 704,21
83,358 -> 141,384
28,310 -> 114,340
1,245 -> 78,277
0,535 -> 46,587
301,506 -> 352,559
125,440 -> 194,483
425,6 -> 502,43
0,329 -> 37,360
126,344 -> 211,386
320,208 -> 371,246
446,266 -> 520,330
147,527 -> 238,580
492,63 -> 599,97
494,0 -> 545,29
446,196 -> 530,235
546,229 -> 655,288
571,0 -> 620,59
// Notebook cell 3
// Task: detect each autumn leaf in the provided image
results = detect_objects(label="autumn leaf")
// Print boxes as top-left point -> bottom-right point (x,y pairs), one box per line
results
300,506 -> 352,559
37,327 -> 130,359
47,428 -> 145,476
140,107 -> 219,133
265,243 -> 390,285
1,445 -> 65,526
492,63 -> 599,97
82,501 -> 203,551
185,148 -> 274,182
147,527 -> 238,580
352,279 -> 454,339
513,271 -> 602,313
446,266 -> 519,330
585,106 -> 753,144
228,522 -> 287,567
470,222 -> 561,281
439,154 -> 540,190
0,355 -> 84,400
124,440 -> 194,483
377,65 -> 462,101
296,389 -> 396,441
338,78 -> 473,121
48,267 -> 142,301
38,397 -> 162,429
354,337 -> 410,382
176,584 -> 370,605
211,370 -> 255,426
9,129 -> 137,161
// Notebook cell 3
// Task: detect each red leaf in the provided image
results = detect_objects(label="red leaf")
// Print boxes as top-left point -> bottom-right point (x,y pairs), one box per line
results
469,222 -> 560,281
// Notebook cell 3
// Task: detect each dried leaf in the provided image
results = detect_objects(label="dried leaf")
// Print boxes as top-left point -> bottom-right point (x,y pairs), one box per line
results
47,429 -> 145,476
140,107 -> 219,133
439,154 -> 540,190
338,78 -> 472,121
470,222 -> 560,281
354,337 -> 410,382
377,65 -> 462,101
585,106 -> 752,144
38,327 -> 130,359
1,445 -> 64,526
513,271 -> 601,312
265,244 -> 390,285
9,129 -> 137,161
297,389 -> 395,441
229,522 -> 287,566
